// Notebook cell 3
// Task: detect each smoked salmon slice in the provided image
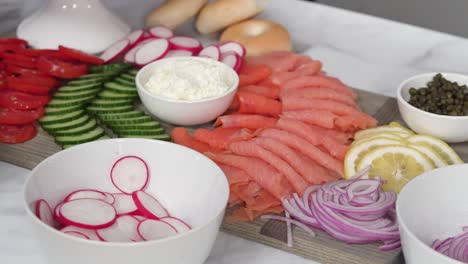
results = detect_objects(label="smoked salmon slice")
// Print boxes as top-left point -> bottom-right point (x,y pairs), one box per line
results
205,152 -> 294,199
237,91 -> 282,117
218,164 -> 251,185
281,110 -> 339,129
294,60 -> 323,76
282,87 -> 358,108
308,125 -> 353,145
248,51 -> 300,72
231,181 -> 262,206
258,128 -> 344,176
282,75 -> 357,98
239,84 -> 280,99
267,71 -> 301,86
193,127 -> 256,149
214,114 -> 278,129
171,127 -> 217,153
239,62 -> 272,86
229,140 -> 309,195
249,190 -> 281,211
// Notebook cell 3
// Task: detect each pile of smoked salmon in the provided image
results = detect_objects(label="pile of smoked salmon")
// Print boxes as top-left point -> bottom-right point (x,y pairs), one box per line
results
171,51 -> 377,222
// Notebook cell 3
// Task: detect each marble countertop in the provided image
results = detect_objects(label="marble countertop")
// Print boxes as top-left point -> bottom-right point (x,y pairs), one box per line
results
3,0 -> 468,263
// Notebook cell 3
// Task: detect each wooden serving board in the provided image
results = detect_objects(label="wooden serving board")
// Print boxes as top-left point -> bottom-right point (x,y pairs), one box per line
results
2,89 -> 468,264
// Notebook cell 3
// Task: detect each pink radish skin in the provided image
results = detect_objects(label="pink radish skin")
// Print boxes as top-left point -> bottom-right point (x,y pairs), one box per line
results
198,45 -> 221,61
112,193 -> 139,215
54,203 -> 64,224
126,29 -> 145,46
219,42 -> 246,57
111,155 -> 149,194
97,215 -> 143,242
221,52 -> 243,72
132,215 -> 147,221
124,38 -> 155,63
64,189 -> 112,204
137,219 -> 177,241
103,192 -> 115,205
160,217 -> 191,233
169,36 -> 202,54
61,225 -> 101,241
132,191 -> 169,220
164,49 -> 193,58
35,199 -> 55,227
64,231 -> 90,240
134,39 -> 170,66
148,26 -> 174,39
100,39 -> 130,63
60,199 -> 116,229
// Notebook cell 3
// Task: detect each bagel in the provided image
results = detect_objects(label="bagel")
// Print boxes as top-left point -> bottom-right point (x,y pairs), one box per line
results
220,19 -> 292,57
146,0 -> 207,29
196,0 -> 267,35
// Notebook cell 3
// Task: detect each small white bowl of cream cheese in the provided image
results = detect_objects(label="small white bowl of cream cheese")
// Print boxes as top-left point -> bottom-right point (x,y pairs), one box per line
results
136,57 -> 239,126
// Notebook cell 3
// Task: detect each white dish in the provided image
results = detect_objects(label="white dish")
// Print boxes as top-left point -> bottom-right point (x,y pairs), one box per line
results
23,138 -> 229,264
397,72 -> 468,143
396,164 -> 468,264
136,57 -> 239,126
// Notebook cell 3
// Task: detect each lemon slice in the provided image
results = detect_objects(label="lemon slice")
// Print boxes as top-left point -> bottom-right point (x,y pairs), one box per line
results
406,135 -> 463,165
409,144 -> 448,168
344,137 -> 405,178
354,125 -> 414,140
352,132 -> 405,146
356,145 -> 435,193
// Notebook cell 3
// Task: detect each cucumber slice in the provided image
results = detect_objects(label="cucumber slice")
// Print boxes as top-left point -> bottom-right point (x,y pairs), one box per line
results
57,83 -> 102,93
128,69 -> 139,75
120,73 -> 136,81
89,63 -> 132,73
45,105 -> 82,116
42,115 -> 90,132
89,98 -> 134,107
78,72 -> 118,80
106,116 -> 153,125
50,118 -> 97,136
56,127 -> 105,145
68,78 -> 105,87
120,134 -> 171,141
39,109 -> 85,125
104,82 -> 137,94
117,128 -> 166,136
47,95 -> 96,108
87,105 -> 134,114
114,77 -> 136,87
61,134 -> 111,149
97,110 -> 145,121
110,121 -> 161,131
97,90 -> 138,100
53,89 -> 100,99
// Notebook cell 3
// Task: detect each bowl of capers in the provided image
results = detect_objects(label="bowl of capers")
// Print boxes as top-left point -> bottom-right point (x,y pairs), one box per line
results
397,72 -> 468,143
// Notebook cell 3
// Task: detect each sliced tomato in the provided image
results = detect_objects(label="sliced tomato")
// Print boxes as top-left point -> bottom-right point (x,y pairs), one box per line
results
0,38 -> 28,45
1,53 -> 37,69
0,63 -> 5,71
0,123 -> 37,143
0,91 -> 50,110
8,75 -> 57,88
6,65 -> 48,77
7,77 -> 53,95
16,49 -> 72,60
0,43 -> 26,52
36,56 -> 88,79
0,107 -> 44,125
58,45 -> 104,65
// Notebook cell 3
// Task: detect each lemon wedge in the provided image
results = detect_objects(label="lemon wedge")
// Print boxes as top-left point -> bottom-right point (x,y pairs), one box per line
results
354,125 -> 414,140
406,135 -> 464,165
344,136 -> 404,178
352,132 -> 405,146
356,145 -> 435,193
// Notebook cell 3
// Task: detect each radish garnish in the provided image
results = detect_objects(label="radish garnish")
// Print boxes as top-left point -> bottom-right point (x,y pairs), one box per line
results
54,203 -> 64,224
97,215 -> 143,242
110,156 -> 149,194
132,215 -> 147,221
148,26 -> 174,39
134,39 -> 170,66
219,42 -> 246,57
112,193 -> 139,215
100,39 -> 130,63
61,225 -> 100,241
160,216 -> 191,233
35,199 -> 54,227
64,189 -> 112,203
137,219 -> 177,240
132,191 -> 168,220
103,192 -> 115,205
124,38 -> 154,63
198,45 -> 221,61
60,199 -> 116,229
126,29 -> 145,46
164,49 -> 193,58
169,36 -> 202,54
64,231 -> 90,240
221,52 -> 243,72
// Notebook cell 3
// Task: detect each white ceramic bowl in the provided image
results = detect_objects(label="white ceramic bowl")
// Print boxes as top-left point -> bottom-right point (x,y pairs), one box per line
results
396,164 -> 468,264
136,57 -> 239,126
397,72 -> 468,143
23,139 -> 229,264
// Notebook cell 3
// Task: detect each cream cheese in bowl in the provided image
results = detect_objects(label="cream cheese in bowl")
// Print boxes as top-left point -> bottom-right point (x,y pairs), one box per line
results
143,58 -> 232,101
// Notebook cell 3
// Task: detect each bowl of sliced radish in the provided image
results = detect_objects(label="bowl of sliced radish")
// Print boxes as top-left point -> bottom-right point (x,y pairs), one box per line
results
23,138 -> 229,264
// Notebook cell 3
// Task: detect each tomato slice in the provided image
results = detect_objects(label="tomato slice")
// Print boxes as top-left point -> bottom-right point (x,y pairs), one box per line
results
1,53 -> 37,69
0,123 -> 37,143
7,75 -> 57,88
16,49 -> 73,60
0,107 -> 44,125
58,45 -> 104,65
36,56 -> 88,79
0,38 -> 28,46
6,65 -> 48,77
0,91 -> 50,110
0,43 -> 26,53
7,77 -> 53,95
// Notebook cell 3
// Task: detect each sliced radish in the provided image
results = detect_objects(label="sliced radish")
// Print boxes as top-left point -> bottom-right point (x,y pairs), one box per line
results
126,29 -> 145,46
100,39 -> 130,63
103,192 -> 115,205
64,231 -> 90,240
110,156 -> 149,194
169,36 -> 202,54
64,189 -> 110,203
198,45 -> 221,61
221,52 -> 243,72
35,199 -> 55,227
132,215 -> 147,221
60,199 -> 116,229
148,26 -> 174,39
97,215 -> 143,242
132,191 -> 168,220
54,203 -> 64,224
61,225 -> 100,241
124,38 -> 155,63
219,42 -> 246,57
134,39 -> 170,66
113,193 -> 139,215
164,49 -> 193,58
137,219 -> 177,241
160,216 -> 191,233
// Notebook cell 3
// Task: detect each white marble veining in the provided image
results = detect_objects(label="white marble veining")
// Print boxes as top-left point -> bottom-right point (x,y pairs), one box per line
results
3,0 -> 468,263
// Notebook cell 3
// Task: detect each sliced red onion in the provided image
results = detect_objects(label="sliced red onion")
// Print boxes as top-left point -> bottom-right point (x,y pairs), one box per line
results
379,239 -> 401,251
285,211 -> 293,247
350,165 -> 371,179
261,214 -> 316,238
302,185 -> 319,215
346,179 -> 380,200
463,226 -> 468,232
282,198 -> 320,228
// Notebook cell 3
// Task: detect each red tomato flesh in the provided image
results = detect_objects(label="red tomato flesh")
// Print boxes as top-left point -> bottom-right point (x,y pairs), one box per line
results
0,91 -> 50,110
0,107 -> 44,125
0,123 -> 37,144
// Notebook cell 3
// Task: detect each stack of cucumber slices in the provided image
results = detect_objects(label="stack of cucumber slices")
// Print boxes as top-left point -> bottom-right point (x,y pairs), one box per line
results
40,64 -> 170,149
